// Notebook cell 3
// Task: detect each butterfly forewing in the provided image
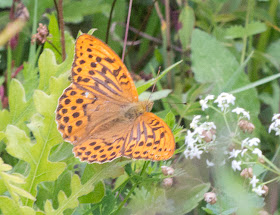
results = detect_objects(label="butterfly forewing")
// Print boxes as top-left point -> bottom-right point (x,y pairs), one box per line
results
72,34 -> 138,103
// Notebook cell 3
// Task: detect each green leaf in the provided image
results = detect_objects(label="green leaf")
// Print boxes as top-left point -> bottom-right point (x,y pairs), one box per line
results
164,111 -> 176,129
137,60 -> 182,95
138,89 -> 172,101
45,13 -> 62,63
0,109 -> 10,131
45,161 -> 125,214
266,39 -> 280,68
63,0 -> 110,24
167,183 -> 211,214
78,181 -> 105,204
178,6 -> 195,50
8,79 -> 34,129
125,187 -> 170,214
225,21 -> 267,39
4,64 -> 72,206
191,29 -> 260,123
0,196 -> 24,215
0,158 -> 35,203
38,32 -> 74,91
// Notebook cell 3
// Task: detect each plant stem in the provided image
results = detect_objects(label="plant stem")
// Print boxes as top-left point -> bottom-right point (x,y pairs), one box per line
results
262,176 -> 280,185
57,0 -> 66,61
26,0 -> 38,79
240,0 -> 254,65
122,0 -> 133,62
7,43 -> 12,94
106,0 -> 118,44
113,161 -> 150,214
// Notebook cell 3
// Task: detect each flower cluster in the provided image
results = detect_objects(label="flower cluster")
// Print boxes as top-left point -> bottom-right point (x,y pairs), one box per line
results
184,92 -> 277,197
184,116 -> 216,159
269,113 -> 280,136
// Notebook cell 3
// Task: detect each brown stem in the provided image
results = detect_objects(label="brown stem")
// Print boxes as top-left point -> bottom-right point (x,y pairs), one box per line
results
121,0 -> 133,62
164,0 -> 172,88
56,0 -> 66,61
106,0 -> 118,44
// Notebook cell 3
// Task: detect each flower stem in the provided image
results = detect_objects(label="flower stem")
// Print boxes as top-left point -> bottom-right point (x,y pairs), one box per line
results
113,161 -> 150,214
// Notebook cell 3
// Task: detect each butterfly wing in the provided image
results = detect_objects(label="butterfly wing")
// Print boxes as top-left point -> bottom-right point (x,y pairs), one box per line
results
56,33 -> 175,163
56,83 -> 104,143
72,34 -> 138,103
56,33 -> 138,144
123,112 -> 175,161
72,112 -> 175,163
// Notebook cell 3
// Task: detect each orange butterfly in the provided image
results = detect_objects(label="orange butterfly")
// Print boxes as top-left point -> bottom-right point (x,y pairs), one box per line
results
55,33 -> 175,163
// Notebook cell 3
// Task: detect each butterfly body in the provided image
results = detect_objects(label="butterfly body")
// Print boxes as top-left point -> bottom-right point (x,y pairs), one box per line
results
56,33 -> 175,163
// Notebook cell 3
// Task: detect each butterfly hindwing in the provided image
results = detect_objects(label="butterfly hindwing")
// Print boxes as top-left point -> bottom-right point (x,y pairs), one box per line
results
73,137 -> 124,163
123,112 -> 175,161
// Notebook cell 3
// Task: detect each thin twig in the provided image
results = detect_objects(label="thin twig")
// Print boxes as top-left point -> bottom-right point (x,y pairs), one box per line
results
125,0 -> 156,57
46,39 -> 62,55
111,22 -> 183,52
106,0 -> 118,44
164,0 -> 172,88
154,1 -> 164,22
122,0 -> 133,62
57,0 -> 66,61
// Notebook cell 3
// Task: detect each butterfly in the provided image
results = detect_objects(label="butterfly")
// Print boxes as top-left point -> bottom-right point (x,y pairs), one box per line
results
55,33 -> 175,163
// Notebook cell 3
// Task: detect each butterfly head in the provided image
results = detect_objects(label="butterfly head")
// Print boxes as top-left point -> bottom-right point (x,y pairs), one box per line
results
143,100 -> 154,112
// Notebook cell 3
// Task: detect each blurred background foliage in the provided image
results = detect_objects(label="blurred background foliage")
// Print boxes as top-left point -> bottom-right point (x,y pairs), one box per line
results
0,0 -> 279,214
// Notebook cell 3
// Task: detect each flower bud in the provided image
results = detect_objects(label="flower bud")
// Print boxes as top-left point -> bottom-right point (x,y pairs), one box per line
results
161,166 -> 174,176
32,23 -> 49,45
162,178 -> 173,188
204,192 -> 217,204
262,185 -> 269,196
240,167 -> 253,178
202,129 -> 216,142
258,210 -> 269,215
238,120 -> 255,133
258,157 -> 265,164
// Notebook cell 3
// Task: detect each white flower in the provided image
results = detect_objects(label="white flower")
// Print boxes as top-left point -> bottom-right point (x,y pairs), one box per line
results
241,149 -> 248,157
205,95 -> 215,101
184,146 -> 203,159
250,175 -> 259,188
232,107 -> 250,120
191,147 -> 203,159
248,138 -> 260,147
229,149 -> 242,158
241,138 -> 249,148
190,115 -> 201,129
200,95 -> 214,111
242,137 -> 260,148
269,114 -> 280,136
184,148 -> 191,159
231,160 -> 241,171
214,93 -> 236,111
272,113 -> 280,121
252,148 -> 263,158
206,159 -> 215,167
185,130 -> 198,149
253,185 -> 266,196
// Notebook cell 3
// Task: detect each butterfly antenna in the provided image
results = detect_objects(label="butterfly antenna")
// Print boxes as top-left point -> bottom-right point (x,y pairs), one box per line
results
148,66 -> 161,102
